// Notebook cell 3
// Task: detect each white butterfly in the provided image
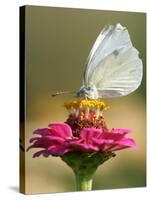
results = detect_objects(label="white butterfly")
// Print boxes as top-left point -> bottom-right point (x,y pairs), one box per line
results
76,23 -> 143,99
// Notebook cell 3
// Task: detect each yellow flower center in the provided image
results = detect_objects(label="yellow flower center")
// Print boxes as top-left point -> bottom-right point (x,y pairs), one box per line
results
64,99 -> 110,117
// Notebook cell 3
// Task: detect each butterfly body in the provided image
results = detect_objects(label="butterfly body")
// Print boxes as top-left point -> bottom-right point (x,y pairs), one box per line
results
77,85 -> 99,99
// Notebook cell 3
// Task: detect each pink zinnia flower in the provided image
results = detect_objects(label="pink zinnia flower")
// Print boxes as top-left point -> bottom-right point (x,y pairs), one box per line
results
27,122 -> 136,157
27,100 -> 137,192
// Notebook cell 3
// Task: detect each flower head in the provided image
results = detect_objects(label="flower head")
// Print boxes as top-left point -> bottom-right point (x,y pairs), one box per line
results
64,100 -> 109,136
27,99 -> 136,158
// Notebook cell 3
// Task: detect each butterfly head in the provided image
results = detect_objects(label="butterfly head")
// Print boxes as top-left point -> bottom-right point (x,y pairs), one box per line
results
77,85 -> 99,99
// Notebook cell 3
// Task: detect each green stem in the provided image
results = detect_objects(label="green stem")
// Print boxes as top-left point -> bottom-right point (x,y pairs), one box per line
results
75,173 -> 93,191
61,152 -> 116,191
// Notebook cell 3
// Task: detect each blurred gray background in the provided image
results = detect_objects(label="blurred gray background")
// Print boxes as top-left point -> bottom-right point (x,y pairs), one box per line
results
24,6 -> 146,194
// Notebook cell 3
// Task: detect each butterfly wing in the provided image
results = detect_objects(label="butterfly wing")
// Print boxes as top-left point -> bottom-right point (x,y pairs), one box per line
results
83,23 -> 143,98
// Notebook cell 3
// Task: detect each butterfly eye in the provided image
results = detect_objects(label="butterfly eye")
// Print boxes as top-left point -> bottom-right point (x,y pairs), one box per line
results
113,50 -> 119,56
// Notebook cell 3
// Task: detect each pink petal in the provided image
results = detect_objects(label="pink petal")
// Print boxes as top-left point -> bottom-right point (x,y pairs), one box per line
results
45,135 -> 65,143
80,128 -> 102,141
68,139 -> 99,152
48,123 -> 72,139
92,138 -> 114,152
99,129 -> 133,141
28,137 -> 53,149
33,150 -> 50,157
33,128 -> 50,136
29,137 -> 41,143
111,128 -> 132,134
48,144 -> 71,156
105,138 -> 136,152
92,138 -> 114,145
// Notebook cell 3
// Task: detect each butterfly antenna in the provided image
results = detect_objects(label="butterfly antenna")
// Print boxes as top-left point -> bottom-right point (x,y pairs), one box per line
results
51,91 -> 75,97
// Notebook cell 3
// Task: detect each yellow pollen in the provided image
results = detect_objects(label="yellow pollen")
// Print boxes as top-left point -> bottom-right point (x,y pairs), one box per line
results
64,99 -> 110,112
